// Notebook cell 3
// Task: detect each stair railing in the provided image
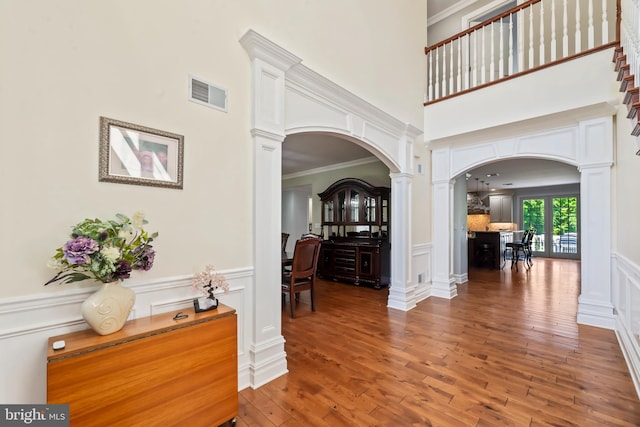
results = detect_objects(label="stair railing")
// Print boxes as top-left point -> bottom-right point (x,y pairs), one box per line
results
425,0 -> 620,104
620,0 -> 640,91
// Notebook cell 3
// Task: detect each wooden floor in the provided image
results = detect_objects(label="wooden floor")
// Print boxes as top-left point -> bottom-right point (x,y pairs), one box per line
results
237,258 -> 640,426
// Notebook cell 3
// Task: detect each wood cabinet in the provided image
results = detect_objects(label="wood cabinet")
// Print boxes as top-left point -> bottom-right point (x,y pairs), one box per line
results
469,231 -> 513,269
47,304 -> 237,427
317,178 -> 390,289
489,194 -> 513,223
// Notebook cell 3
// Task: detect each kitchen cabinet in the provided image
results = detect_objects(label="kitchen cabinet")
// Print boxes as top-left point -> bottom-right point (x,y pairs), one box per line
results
489,195 -> 513,223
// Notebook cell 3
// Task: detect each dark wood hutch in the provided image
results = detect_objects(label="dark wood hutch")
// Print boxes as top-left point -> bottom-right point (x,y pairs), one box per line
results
317,178 -> 390,289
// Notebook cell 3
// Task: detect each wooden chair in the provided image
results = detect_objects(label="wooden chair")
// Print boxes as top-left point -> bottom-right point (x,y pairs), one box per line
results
300,232 -> 323,240
281,236 -> 322,318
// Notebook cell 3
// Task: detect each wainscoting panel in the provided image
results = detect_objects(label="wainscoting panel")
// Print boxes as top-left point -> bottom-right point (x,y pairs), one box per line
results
613,253 -> 640,398
412,243 -> 432,303
0,268 -> 252,404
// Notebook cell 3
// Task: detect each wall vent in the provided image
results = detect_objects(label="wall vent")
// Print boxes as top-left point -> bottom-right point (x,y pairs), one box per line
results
189,75 -> 227,112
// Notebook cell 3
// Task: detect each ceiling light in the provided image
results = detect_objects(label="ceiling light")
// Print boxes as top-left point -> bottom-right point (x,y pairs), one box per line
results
486,173 -> 499,177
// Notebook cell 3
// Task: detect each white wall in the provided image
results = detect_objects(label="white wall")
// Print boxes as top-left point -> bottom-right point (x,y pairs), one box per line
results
281,187 -> 311,254
0,0 -> 426,403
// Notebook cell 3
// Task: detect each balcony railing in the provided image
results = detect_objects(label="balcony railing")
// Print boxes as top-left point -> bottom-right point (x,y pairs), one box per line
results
424,0 -> 620,104
621,0 -> 640,92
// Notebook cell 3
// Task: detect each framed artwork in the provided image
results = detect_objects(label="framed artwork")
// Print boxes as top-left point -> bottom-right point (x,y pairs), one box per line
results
99,117 -> 184,189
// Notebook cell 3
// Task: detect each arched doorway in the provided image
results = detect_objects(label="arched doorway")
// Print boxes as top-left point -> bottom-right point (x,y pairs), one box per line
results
282,131 -> 394,251
431,118 -> 614,330
240,29 -> 422,388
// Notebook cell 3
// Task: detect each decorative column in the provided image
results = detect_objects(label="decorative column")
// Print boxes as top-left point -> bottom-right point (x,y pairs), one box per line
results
387,172 -> 416,311
577,117 -> 614,328
240,30 -> 301,387
431,147 -> 458,298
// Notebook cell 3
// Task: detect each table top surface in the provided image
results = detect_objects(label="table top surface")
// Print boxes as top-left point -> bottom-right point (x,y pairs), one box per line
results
47,303 -> 236,361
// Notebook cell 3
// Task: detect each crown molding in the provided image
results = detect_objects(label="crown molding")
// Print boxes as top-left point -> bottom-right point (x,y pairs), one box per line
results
282,156 -> 380,180
428,0 -> 479,27
239,29 -> 302,71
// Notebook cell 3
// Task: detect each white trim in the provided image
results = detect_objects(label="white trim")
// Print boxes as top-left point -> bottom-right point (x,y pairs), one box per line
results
460,0 -> 521,29
428,0 -> 480,27
431,118 -> 614,329
612,253 -> 640,399
282,156 -> 380,180
241,29 -> 423,390
412,243 -> 433,303
0,269 -> 253,403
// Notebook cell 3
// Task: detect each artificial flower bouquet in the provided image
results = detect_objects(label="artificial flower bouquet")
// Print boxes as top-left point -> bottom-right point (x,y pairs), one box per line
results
45,212 -> 158,286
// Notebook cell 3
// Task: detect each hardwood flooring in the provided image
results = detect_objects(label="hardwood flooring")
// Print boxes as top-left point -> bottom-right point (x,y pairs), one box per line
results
236,258 -> 640,426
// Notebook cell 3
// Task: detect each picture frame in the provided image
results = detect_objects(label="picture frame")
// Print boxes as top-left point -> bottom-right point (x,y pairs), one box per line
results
99,117 -> 184,189
193,296 -> 219,313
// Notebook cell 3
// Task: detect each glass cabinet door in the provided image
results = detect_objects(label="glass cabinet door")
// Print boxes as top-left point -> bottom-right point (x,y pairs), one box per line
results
350,190 -> 359,222
364,196 -> 376,223
382,199 -> 388,224
323,200 -> 334,223
337,191 -> 346,222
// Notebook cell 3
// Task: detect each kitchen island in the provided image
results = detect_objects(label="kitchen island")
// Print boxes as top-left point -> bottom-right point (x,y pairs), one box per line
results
468,231 -> 513,269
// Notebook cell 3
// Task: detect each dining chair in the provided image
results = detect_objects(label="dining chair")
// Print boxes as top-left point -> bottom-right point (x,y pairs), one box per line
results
281,236 -> 322,318
300,232 -> 323,240
503,230 -> 531,271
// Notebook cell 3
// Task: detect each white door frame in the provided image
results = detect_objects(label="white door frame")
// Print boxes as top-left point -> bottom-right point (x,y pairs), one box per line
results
431,118 -> 615,329
240,29 -> 422,388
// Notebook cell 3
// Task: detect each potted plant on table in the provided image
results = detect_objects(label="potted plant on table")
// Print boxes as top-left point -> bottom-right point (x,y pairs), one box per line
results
192,265 -> 229,312
44,211 -> 158,335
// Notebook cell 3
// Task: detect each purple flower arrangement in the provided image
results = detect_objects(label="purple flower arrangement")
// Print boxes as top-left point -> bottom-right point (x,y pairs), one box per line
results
45,212 -> 158,285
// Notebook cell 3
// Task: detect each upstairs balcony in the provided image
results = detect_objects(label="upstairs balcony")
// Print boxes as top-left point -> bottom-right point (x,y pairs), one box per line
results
422,0 -> 640,144
425,0 -> 618,104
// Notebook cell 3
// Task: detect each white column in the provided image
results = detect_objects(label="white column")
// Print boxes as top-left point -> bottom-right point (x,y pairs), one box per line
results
452,177 -> 468,284
240,30 -> 301,388
387,172 -> 416,311
577,117 -> 614,329
431,147 -> 457,299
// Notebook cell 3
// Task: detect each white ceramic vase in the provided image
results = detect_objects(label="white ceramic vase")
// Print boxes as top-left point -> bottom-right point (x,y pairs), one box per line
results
81,281 -> 135,335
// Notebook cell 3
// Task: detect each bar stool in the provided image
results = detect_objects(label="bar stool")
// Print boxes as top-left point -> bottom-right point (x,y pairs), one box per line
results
504,230 -> 530,271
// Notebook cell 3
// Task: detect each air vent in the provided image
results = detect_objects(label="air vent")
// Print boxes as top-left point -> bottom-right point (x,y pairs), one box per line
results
189,75 -> 227,112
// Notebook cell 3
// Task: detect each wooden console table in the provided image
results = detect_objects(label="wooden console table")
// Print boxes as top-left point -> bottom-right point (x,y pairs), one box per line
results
47,304 -> 237,427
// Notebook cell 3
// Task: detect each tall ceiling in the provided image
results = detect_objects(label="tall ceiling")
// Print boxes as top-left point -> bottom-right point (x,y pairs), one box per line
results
282,1 -> 581,192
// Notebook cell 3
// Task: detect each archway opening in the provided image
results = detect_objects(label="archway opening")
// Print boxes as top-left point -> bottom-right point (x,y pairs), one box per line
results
281,131 -> 393,291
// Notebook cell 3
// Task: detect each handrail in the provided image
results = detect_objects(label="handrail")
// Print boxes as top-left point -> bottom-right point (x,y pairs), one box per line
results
425,0 -> 541,55
424,0 -> 619,104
